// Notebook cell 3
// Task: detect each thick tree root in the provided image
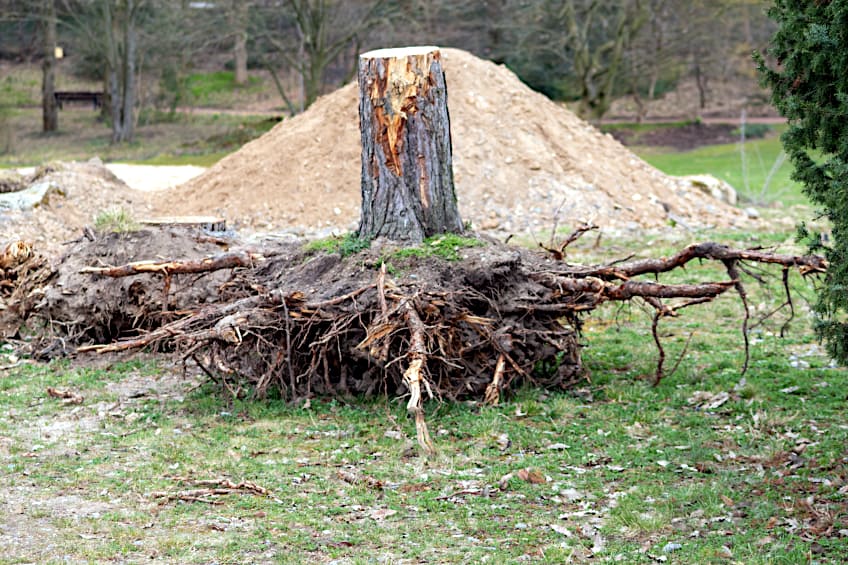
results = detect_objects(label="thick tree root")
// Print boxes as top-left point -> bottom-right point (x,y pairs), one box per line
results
2,228 -> 827,454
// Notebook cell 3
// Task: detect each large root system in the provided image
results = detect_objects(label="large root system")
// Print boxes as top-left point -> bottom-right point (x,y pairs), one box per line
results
1,226 -> 826,454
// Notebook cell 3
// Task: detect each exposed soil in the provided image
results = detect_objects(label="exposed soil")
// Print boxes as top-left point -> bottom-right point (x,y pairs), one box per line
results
608,122 -> 741,151
2,228 -> 233,350
160,48 -> 747,235
0,160 -> 156,254
9,229 -> 584,403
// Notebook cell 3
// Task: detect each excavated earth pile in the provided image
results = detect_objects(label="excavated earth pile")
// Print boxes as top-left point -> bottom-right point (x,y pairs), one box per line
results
0,161 -> 154,254
160,48 -> 746,234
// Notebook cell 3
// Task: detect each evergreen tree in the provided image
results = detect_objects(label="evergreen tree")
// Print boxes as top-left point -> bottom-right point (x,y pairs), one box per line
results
757,0 -> 848,363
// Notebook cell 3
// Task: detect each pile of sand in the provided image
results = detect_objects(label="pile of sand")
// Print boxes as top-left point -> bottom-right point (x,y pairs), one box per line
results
158,48 -> 745,235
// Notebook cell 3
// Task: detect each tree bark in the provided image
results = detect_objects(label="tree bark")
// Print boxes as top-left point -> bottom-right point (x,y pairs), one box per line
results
114,0 -> 136,143
231,0 -> 248,85
357,46 -> 463,242
119,3 -> 135,143
41,0 -> 58,133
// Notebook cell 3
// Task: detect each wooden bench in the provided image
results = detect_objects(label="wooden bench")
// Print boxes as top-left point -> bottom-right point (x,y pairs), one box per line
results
54,91 -> 104,110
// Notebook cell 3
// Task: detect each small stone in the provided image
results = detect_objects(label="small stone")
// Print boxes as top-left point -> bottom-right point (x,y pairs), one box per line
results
744,207 -> 760,219
547,443 -> 569,451
662,543 -> 682,553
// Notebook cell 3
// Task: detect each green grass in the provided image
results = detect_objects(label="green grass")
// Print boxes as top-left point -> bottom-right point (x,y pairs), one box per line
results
121,151 -> 230,167
634,129 -> 806,207
185,71 -> 266,108
304,233 -> 371,257
0,108 -> 272,168
2,227 -> 844,563
93,207 -> 140,233
0,73 -> 40,107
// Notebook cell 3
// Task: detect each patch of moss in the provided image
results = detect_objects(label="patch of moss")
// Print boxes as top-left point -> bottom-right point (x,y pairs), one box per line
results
304,233 -> 371,257
391,233 -> 484,262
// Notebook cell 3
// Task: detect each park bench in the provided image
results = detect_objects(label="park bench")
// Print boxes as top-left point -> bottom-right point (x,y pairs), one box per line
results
54,91 -> 104,110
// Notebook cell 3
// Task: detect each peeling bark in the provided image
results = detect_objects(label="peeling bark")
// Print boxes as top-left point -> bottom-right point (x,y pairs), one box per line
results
357,46 -> 463,242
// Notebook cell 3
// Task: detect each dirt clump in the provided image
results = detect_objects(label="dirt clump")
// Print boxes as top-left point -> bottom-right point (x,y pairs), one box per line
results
160,48 -> 746,236
0,170 -> 26,194
0,160 -> 155,255
2,228 -> 232,350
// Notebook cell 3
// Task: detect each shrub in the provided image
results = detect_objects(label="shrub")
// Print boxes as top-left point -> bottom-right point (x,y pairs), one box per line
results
757,1 -> 848,363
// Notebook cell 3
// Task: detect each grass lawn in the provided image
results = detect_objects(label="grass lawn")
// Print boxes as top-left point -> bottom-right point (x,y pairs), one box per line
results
1,228 -> 845,563
635,130 -> 805,208
0,100 -> 839,561
0,108 -> 278,168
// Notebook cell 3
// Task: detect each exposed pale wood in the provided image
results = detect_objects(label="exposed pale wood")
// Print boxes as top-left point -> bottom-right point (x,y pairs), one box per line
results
0,241 -> 34,271
140,216 -> 227,232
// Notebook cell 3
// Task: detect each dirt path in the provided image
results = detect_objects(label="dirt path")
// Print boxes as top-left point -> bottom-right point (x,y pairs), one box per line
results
15,164 -> 207,192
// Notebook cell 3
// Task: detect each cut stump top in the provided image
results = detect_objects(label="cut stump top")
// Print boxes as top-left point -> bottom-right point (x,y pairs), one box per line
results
360,46 -> 440,59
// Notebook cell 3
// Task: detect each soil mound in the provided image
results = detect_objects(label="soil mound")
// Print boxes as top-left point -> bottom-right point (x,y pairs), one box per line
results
0,161 -> 154,254
160,48 -> 745,234
1,228 -> 234,348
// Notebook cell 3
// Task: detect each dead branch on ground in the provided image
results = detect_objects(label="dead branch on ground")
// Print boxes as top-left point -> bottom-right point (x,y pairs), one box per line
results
79,250 -> 263,277
150,476 -> 272,505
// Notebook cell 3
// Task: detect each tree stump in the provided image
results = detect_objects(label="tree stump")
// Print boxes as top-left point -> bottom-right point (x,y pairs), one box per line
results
357,46 -> 464,242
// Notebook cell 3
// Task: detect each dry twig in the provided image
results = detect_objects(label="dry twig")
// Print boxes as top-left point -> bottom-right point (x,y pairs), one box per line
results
150,476 -> 271,505
46,386 -> 83,404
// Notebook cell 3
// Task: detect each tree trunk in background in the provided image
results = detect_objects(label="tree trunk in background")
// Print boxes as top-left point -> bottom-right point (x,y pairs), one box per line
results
232,0 -> 248,85
119,7 -> 135,142
104,0 -> 136,144
41,0 -> 58,133
357,46 -> 463,242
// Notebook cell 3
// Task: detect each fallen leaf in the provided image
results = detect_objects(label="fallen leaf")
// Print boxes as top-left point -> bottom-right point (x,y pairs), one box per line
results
547,442 -> 569,451
580,524 -> 605,555
46,386 -> 84,405
720,495 -> 734,507
399,483 -> 430,493
498,473 -> 514,490
559,487 -> 583,502
661,542 -> 682,553
495,433 -> 511,451
517,468 -> 546,484
550,524 -> 573,537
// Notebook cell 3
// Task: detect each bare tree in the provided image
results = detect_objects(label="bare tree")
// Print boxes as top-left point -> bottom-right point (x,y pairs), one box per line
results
41,0 -> 58,132
509,0 -> 647,120
255,0 -> 391,111
61,0 -> 147,143
229,0 -> 249,85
